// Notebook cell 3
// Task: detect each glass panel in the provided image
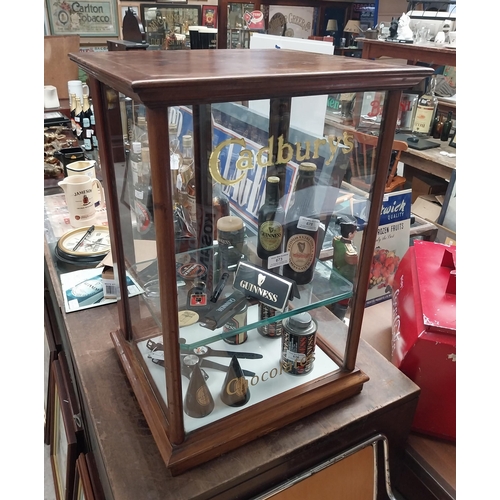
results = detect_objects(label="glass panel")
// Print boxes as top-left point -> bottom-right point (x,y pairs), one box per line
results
104,87 -> 388,433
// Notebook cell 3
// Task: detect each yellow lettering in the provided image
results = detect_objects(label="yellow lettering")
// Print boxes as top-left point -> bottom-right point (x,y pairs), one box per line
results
342,132 -> 354,154
295,141 -> 311,162
313,138 -> 327,159
256,137 -> 274,167
235,148 -> 254,171
277,135 -> 294,163
209,137 -> 246,185
261,371 -> 268,382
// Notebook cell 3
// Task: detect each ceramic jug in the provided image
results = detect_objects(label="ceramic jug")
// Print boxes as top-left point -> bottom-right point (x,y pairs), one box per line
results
58,174 -> 103,228
66,160 -> 101,207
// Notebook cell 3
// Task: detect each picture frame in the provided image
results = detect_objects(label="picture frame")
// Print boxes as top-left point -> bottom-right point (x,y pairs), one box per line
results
44,323 -> 58,445
202,5 -> 218,28
46,0 -> 119,37
73,453 -> 105,500
50,358 -> 79,500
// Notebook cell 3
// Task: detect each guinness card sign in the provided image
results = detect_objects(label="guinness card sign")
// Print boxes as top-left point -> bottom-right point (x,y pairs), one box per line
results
233,261 -> 298,312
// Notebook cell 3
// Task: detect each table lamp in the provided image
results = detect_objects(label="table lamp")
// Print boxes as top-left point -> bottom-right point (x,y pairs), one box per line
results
344,20 -> 361,47
326,19 -> 338,42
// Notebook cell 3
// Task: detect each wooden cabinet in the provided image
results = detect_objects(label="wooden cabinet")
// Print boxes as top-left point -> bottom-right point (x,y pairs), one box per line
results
67,48 -> 431,477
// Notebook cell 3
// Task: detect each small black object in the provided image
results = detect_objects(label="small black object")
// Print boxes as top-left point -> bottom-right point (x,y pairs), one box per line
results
220,356 -> 251,407
407,135 -> 419,143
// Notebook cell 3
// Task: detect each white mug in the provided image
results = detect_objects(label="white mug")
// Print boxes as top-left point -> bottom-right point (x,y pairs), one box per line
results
58,174 -> 103,228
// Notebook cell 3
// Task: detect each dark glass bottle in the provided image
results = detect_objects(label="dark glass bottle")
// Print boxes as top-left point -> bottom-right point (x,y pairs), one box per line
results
283,163 -> 320,285
82,94 -> 94,151
74,97 -> 84,141
69,93 -> 77,136
432,114 -> 443,140
257,176 -> 284,261
90,99 -> 98,149
440,111 -> 453,142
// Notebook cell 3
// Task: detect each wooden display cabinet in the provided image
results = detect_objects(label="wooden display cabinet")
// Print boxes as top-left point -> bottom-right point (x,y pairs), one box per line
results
69,49 -> 432,475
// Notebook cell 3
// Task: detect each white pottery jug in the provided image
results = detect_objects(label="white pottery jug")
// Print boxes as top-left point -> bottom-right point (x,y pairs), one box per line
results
58,174 -> 103,228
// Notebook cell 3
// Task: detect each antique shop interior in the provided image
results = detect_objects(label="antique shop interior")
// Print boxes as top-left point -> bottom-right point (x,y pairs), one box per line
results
40,0 -> 463,499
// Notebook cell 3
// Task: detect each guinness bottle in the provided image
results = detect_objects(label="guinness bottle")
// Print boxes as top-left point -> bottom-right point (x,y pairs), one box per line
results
82,94 -> 93,151
257,176 -> 284,262
283,163 -> 319,285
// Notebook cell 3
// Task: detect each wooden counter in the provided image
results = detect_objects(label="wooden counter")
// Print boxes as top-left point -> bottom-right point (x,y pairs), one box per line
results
44,236 -> 422,500
361,39 -> 456,68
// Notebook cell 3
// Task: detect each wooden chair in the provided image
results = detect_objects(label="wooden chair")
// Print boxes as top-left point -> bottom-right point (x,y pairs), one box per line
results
348,130 -> 408,193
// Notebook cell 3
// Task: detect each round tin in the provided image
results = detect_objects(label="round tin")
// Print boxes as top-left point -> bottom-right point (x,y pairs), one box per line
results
177,262 -> 207,282
281,312 -> 317,375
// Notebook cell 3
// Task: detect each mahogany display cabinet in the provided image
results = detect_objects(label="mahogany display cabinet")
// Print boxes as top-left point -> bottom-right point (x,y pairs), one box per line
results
69,49 -> 432,475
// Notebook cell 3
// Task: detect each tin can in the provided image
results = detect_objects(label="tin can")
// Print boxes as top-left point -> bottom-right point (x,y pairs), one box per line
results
258,303 -> 285,338
223,301 -> 248,345
281,312 -> 317,375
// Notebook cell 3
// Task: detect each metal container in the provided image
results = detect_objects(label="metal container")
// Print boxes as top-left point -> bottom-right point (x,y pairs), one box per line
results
281,312 -> 317,375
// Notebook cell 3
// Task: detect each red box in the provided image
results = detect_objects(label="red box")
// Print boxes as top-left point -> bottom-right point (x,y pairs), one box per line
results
391,240 -> 456,441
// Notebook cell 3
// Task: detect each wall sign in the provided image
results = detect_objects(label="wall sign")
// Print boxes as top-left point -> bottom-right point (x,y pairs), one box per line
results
46,0 -> 119,37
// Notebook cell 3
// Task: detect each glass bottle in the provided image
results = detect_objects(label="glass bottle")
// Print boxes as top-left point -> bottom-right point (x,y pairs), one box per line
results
69,93 -> 77,136
411,74 -> 438,136
431,114 -> 443,140
257,176 -> 285,262
169,123 -> 182,203
283,163 -> 320,285
82,94 -> 94,151
90,100 -> 98,149
440,111 -> 453,142
74,97 -> 84,141
180,135 -> 197,226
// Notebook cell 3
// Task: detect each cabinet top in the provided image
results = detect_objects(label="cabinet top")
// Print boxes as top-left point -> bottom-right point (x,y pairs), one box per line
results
69,49 -> 433,106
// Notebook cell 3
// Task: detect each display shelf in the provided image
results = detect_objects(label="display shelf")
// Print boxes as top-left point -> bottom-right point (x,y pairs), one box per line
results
69,48 -> 432,475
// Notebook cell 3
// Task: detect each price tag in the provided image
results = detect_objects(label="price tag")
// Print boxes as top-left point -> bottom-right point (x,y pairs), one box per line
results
297,216 -> 320,232
268,252 -> 289,270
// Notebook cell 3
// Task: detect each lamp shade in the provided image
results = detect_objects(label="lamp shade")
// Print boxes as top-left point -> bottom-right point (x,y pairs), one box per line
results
344,20 -> 361,33
326,19 -> 338,32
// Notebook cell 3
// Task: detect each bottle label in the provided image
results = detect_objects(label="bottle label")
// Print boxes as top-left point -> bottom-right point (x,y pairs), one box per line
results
92,134 -> 98,148
90,115 -> 95,126
187,194 -> 197,223
134,200 -> 153,235
83,138 -> 92,151
259,221 -> 283,252
297,216 -> 320,232
83,117 -> 90,128
286,234 -> 315,273
412,105 -> 435,134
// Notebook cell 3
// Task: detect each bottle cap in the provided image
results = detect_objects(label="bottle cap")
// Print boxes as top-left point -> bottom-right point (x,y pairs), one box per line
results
268,176 -> 280,183
299,162 -> 317,172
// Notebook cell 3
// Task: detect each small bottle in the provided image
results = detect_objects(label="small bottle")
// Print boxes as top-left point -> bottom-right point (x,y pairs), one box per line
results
257,176 -> 285,262
82,94 -> 94,151
90,100 -> 98,149
411,75 -> 438,136
431,114 -> 443,140
169,123 -> 182,203
283,163 -> 320,285
74,97 -> 84,141
69,93 -> 77,136
440,111 -> 453,142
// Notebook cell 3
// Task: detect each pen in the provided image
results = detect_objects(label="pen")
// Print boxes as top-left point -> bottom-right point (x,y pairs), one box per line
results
73,225 -> 95,251
210,272 -> 229,303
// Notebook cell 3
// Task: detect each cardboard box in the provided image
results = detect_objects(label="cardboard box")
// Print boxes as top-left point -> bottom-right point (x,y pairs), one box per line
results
411,173 -> 448,204
411,194 -> 442,222
391,241 -> 456,440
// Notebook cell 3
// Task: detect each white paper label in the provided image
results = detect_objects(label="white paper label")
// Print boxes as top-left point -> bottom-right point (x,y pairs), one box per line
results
268,252 -> 289,269
297,216 -> 320,232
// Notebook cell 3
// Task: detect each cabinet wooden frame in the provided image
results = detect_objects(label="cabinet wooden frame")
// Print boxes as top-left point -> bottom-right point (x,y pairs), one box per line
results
44,313 -> 58,445
70,49 -> 432,475
49,359 -> 79,500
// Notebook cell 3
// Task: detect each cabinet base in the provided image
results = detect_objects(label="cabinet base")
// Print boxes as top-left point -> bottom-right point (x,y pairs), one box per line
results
111,328 -> 369,476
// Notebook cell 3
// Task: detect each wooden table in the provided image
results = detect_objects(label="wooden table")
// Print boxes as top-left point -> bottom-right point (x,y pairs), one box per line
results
401,137 -> 456,183
361,39 -> 456,68
44,234 -> 422,499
